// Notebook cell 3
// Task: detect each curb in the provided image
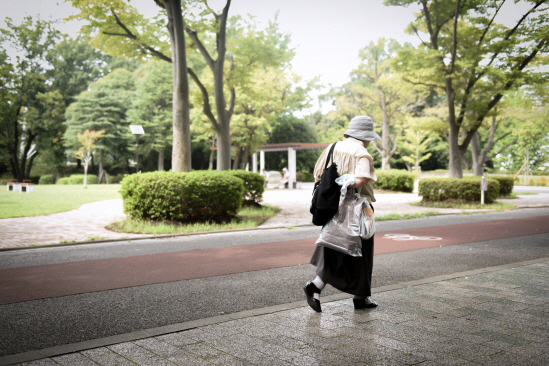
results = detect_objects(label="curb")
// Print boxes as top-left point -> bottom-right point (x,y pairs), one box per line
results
2,205 -> 548,252
1,256 -> 548,366
0,223 -> 316,253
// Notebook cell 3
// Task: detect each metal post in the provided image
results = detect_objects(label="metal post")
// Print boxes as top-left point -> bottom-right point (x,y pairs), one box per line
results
481,176 -> 487,205
136,135 -> 139,173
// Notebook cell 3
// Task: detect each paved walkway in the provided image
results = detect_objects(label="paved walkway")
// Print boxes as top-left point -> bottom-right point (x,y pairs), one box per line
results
0,186 -> 548,249
5,258 -> 548,365
0,200 -> 147,249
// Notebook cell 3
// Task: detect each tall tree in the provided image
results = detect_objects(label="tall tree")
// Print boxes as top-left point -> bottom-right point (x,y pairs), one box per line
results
64,69 -> 136,175
128,60 -> 173,171
328,38 -> 425,170
387,0 -> 549,178
0,17 -> 61,181
70,0 -> 191,172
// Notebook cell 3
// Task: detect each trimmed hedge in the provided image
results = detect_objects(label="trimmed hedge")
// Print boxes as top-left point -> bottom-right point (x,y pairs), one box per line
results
39,175 -> 54,185
109,174 -> 125,184
490,176 -> 514,196
57,177 -> 70,185
68,174 -> 98,185
419,177 -> 500,203
120,171 -> 244,222
374,170 -> 416,192
296,172 -> 315,182
226,170 -> 264,204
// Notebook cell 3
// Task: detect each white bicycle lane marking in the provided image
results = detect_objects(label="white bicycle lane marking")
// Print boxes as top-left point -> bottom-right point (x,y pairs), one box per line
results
383,234 -> 443,241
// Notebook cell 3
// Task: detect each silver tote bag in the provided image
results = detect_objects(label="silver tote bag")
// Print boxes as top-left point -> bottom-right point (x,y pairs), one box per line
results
315,189 -> 368,257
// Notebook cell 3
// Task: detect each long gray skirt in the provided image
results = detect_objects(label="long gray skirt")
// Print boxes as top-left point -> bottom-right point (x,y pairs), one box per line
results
310,235 -> 374,297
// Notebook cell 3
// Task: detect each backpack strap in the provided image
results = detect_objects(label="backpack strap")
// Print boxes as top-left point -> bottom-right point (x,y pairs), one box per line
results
324,142 -> 337,170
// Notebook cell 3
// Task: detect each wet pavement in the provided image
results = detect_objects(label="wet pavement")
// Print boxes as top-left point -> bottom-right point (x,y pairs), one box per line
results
3,258 -> 548,366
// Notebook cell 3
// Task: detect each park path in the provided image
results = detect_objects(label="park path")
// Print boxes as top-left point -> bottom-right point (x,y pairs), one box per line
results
0,186 -> 548,249
0,199 -> 147,249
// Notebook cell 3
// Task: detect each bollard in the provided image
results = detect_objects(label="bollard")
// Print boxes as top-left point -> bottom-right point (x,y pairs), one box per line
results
481,177 -> 487,205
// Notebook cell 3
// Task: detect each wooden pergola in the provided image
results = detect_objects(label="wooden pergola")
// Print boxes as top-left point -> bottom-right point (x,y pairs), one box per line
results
253,143 -> 330,190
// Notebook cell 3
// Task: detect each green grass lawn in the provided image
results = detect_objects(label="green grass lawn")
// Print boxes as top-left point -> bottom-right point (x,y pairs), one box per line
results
107,204 -> 280,235
0,184 -> 122,219
410,200 -> 514,211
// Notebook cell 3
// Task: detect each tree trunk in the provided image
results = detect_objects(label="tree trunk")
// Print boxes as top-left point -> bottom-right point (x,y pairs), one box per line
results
378,87 -> 391,170
98,148 -> 104,179
25,151 -> 38,180
208,136 -> 215,170
158,148 -> 164,171
470,132 -> 484,176
217,122 -> 232,170
446,78 -> 463,178
83,159 -> 88,188
165,0 -> 192,172
233,147 -> 241,170
240,145 -> 251,170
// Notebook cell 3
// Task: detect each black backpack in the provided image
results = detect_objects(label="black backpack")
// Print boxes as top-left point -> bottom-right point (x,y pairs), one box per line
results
310,142 -> 340,226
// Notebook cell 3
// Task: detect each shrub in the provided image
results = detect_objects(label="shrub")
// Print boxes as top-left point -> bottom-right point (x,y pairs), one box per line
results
68,174 -> 98,185
490,176 -> 514,196
39,175 -> 54,185
374,170 -> 416,192
226,170 -> 264,204
120,171 -> 244,222
533,171 -> 549,176
419,177 -> 500,203
296,171 -> 315,182
108,174 -> 125,184
57,177 -> 70,185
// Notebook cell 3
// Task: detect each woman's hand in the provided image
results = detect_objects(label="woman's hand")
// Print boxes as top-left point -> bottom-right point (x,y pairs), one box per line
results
348,177 -> 370,189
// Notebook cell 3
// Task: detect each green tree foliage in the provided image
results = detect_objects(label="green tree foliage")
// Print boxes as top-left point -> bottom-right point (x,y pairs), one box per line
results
69,0 -> 192,172
128,60 -> 173,171
64,69 -> 136,176
493,87 -> 549,172
0,17 -> 62,181
400,128 -> 432,171
325,38 -> 426,170
386,0 -> 549,178
76,129 -> 105,187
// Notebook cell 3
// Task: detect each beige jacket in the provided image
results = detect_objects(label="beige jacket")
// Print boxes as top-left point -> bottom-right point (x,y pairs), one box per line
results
313,137 -> 377,203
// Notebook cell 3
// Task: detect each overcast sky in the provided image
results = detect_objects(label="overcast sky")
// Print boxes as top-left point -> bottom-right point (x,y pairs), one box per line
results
1,0 -> 533,110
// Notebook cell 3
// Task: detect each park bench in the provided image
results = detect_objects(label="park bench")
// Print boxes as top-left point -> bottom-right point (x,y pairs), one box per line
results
6,179 -> 35,193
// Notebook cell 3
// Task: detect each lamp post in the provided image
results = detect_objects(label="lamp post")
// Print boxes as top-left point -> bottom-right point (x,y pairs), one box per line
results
130,125 -> 145,173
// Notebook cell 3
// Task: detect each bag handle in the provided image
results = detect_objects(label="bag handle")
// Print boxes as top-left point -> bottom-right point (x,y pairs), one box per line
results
324,142 -> 337,170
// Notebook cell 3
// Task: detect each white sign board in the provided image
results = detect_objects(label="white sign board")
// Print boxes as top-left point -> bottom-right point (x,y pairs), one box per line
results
130,125 -> 145,135
481,177 -> 488,191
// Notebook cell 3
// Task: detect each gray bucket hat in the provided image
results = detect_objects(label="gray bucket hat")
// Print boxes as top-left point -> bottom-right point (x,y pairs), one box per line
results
343,116 -> 381,141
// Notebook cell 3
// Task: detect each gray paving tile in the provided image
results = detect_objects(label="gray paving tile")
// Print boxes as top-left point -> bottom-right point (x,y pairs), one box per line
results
461,286 -> 501,293
154,332 -> 198,348
108,342 -> 173,366
80,348 -> 136,366
454,307 -> 501,319
207,353 -> 255,366
19,360 -> 60,366
133,338 -> 187,358
51,353 -> 98,366
166,352 -> 213,366
474,330 -> 532,346
181,342 -> 224,360
519,308 -> 549,319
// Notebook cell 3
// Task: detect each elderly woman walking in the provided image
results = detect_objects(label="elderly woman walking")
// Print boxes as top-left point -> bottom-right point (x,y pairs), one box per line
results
304,116 -> 381,312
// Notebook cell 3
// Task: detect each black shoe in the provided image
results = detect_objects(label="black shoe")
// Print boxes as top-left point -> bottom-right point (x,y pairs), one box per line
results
353,298 -> 378,309
304,281 -> 322,312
